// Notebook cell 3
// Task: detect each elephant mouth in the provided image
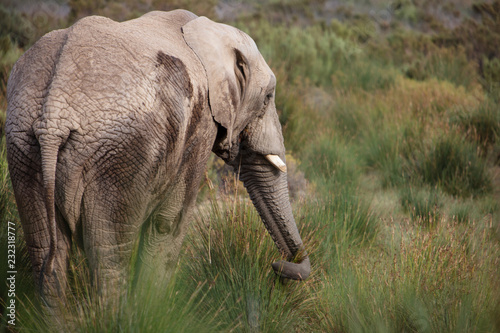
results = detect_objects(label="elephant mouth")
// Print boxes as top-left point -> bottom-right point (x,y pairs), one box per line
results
264,154 -> 287,173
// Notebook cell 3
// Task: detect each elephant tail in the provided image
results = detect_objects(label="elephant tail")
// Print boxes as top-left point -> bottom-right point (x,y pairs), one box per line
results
38,134 -> 63,276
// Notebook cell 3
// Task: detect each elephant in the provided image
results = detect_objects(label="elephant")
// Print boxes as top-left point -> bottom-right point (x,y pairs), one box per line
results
5,9 -> 310,309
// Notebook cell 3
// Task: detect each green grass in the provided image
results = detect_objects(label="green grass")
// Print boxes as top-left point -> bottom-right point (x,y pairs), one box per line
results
301,134 -> 361,192
400,186 -> 442,227
417,135 -> 492,198
183,197 -> 319,332
315,210 -> 500,332
451,100 -> 500,153
1,0 -> 500,331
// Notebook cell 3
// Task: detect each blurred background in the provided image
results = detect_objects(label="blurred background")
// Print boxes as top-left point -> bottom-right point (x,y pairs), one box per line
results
1,1 -> 499,332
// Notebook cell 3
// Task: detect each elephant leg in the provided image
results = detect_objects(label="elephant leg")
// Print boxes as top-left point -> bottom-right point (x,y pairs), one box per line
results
135,180 -> 194,289
80,189 -> 141,301
8,143 -> 72,311
29,207 -> 71,310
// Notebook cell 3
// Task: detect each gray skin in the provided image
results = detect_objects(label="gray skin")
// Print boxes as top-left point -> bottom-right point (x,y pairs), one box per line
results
6,10 -> 310,308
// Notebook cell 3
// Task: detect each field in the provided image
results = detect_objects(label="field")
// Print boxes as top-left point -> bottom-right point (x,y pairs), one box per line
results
1,0 -> 499,332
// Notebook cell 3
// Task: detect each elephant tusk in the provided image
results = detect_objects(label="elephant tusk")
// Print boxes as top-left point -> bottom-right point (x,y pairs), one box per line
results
265,154 -> 287,173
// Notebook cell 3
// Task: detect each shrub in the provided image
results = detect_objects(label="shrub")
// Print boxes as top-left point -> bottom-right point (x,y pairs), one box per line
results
301,134 -> 361,192
418,135 -> 492,197
330,95 -> 368,139
400,186 -> 442,226
238,20 -> 362,87
0,4 -> 35,48
451,100 -> 500,153
334,58 -> 396,92
361,125 -> 406,188
444,0 -> 500,91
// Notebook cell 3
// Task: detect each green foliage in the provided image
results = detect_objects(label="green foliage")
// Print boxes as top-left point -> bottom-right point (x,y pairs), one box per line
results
183,198 -> 318,332
417,135 -> 491,197
388,31 -> 477,88
400,186 -> 442,226
239,18 -> 395,92
451,100 -> 500,153
361,125 -> 407,188
449,201 -> 472,224
0,42 -> 23,122
360,116 -> 492,198
1,0 -> 500,331
241,20 -> 362,87
152,0 -> 218,18
318,221 -> 500,332
483,56 -> 500,87
68,0 -> 108,20
302,193 -> 378,273
68,0 -> 218,21
444,0 -> 500,92
419,48 -> 476,88
302,134 -> 361,191
0,4 -> 34,48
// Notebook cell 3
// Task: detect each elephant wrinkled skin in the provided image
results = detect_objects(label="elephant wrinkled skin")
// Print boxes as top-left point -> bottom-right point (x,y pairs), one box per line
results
5,10 -> 310,309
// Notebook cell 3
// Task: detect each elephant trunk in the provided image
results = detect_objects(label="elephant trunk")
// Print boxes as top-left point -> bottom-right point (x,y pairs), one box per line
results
238,154 -> 310,280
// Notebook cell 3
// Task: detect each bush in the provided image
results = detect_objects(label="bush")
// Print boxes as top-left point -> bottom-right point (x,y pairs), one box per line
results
417,135 -> 492,197
361,125 -> 406,188
238,19 -> 388,90
0,4 -> 35,48
400,186 -> 442,226
334,58 -> 396,92
421,48 -> 477,88
281,23 -> 358,86
301,134 -> 361,192
451,100 -> 500,153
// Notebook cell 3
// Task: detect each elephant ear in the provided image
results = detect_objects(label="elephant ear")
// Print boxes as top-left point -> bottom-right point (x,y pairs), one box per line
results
182,16 -> 249,146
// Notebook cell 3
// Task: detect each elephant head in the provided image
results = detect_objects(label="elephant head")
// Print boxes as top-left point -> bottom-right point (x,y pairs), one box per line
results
183,17 -> 310,280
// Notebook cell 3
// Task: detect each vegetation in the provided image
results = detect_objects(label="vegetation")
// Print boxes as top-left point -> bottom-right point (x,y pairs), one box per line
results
1,0 -> 499,332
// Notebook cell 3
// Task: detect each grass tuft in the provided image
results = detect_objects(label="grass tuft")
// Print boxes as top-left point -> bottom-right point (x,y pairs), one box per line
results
184,196 -> 319,332
418,135 -> 492,197
451,100 -> 500,154
400,186 -> 442,227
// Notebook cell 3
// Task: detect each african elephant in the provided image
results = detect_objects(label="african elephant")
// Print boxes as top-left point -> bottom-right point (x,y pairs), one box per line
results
6,9 -> 310,308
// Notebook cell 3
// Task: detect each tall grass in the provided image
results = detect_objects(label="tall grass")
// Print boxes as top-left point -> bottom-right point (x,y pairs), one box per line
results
238,19 -> 396,92
417,135 -> 492,197
451,100 -> 500,154
301,134 -> 361,192
316,219 -> 500,333
184,197 -> 320,332
400,186 -> 442,226
1,1 -> 500,331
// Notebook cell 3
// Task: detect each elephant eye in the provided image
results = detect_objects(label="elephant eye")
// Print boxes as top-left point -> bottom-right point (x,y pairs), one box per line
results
264,92 -> 273,106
